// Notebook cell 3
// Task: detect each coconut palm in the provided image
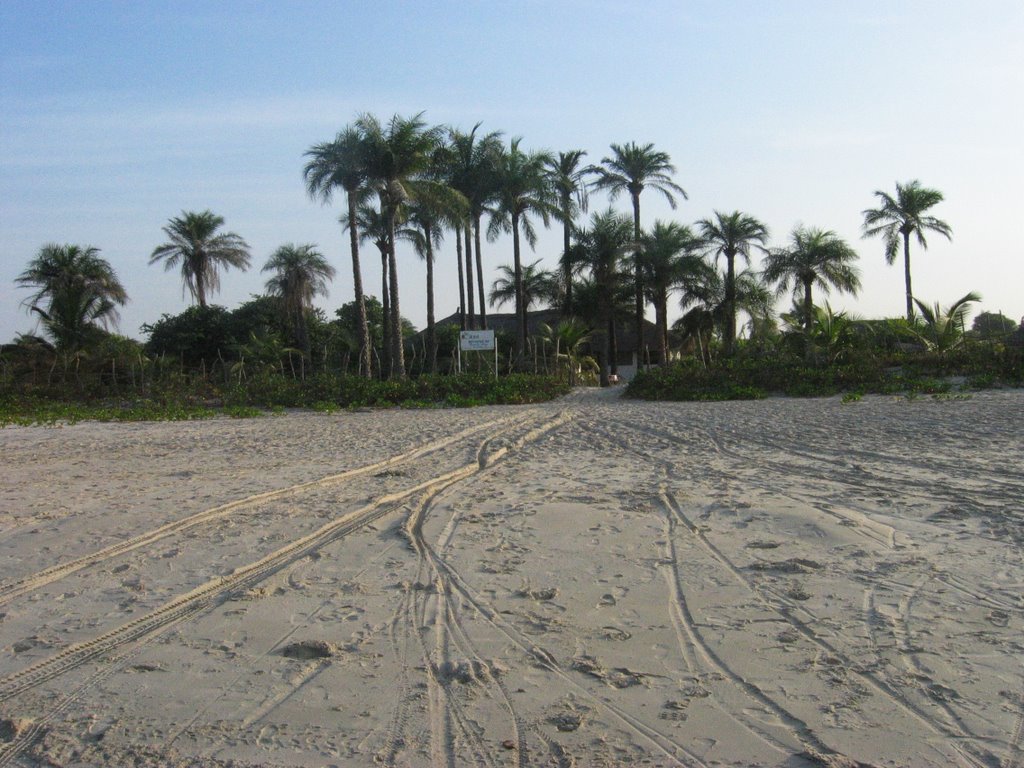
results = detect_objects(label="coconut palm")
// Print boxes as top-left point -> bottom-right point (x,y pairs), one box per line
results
442,124 -> 504,329
303,126 -> 374,378
591,142 -> 687,363
488,138 -> 557,354
538,319 -> 596,385
489,259 -> 559,313
678,266 -> 771,362
574,209 -> 634,386
149,210 -> 250,308
340,202 -> 417,377
405,185 -> 465,373
17,244 -> 128,354
544,150 -> 593,314
357,112 -> 444,378
640,221 -> 708,365
262,244 -> 335,357
697,211 -> 770,356
912,291 -> 981,353
762,227 -> 861,360
862,180 -> 952,321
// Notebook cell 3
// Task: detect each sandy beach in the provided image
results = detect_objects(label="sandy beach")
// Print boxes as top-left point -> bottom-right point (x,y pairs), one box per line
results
0,388 -> 1022,767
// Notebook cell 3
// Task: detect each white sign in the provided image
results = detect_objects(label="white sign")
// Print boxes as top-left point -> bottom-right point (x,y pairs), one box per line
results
459,330 -> 495,351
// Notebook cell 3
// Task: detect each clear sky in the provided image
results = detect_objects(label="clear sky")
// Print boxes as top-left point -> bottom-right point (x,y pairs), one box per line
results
3,1 -> 1022,344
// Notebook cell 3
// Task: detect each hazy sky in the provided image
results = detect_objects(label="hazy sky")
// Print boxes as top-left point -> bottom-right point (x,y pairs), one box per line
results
3,1 -> 1022,344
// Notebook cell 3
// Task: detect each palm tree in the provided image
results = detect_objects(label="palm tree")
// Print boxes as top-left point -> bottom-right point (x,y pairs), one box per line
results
591,142 -> 687,365
489,259 -> 559,313
640,221 -> 708,365
762,226 -> 861,360
678,266 -> 771,363
488,138 -> 557,355
538,319 -> 596,385
303,126 -> 374,378
912,291 -> 980,353
340,202 -> 417,376
697,210 -> 770,356
544,150 -> 593,314
17,244 -> 128,354
862,180 -> 952,321
357,112 -> 444,378
443,124 -> 504,329
262,244 -> 335,358
405,184 -> 465,373
149,210 -> 250,308
574,209 -> 634,386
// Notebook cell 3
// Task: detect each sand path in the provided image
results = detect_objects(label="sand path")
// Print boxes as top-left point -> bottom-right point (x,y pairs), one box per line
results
0,389 -> 1022,767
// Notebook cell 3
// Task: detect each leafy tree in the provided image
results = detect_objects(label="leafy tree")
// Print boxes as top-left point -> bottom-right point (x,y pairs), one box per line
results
862,180 -> 952,321
357,112 -> 444,378
17,244 -> 128,354
971,311 -> 1017,339
544,150 -> 593,313
591,142 -> 687,364
488,138 -> 557,354
697,211 -> 770,356
640,221 -> 707,365
574,209 -> 634,386
143,305 -> 235,369
262,244 -> 336,357
489,259 -> 559,313
762,226 -> 860,361
149,210 -> 250,308
303,126 -> 374,378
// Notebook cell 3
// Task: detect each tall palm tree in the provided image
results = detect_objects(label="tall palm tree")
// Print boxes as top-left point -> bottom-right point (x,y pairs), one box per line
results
303,126 -> 374,378
762,226 -> 861,346
544,150 -> 593,314
488,138 -> 557,354
340,202 -> 417,377
574,209 -> 634,386
862,179 -> 952,321
489,259 -> 559,313
591,142 -> 687,364
443,124 -> 503,329
405,185 -> 465,373
262,244 -> 335,357
697,210 -> 770,356
357,112 -> 444,378
149,210 -> 250,308
17,244 -> 128,354
640,221 -> 708,365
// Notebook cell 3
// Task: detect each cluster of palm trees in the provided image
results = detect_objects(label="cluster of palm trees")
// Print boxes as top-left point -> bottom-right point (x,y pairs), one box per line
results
16,106 -> 959,387
301,113 -> 957,383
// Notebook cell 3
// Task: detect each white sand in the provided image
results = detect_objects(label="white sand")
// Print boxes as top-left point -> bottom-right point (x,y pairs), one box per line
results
0,389 -> 1022,767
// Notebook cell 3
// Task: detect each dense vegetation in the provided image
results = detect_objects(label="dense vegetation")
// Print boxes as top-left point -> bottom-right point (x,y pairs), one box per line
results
5,110 -> 1022,420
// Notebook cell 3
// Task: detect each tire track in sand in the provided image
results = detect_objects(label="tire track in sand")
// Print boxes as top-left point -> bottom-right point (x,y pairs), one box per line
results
0,414 -> 524,608
0,411 -> 571,766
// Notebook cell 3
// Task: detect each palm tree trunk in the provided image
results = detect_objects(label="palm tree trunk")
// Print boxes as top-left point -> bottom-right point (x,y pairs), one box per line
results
631,193 -> 644,370
347,193 -> 373,379
425,223 -> 437,374
464,223 -> 475,329
724,252 -> 737,356
803,279 -> 815,365
379,247 -> 391,380
455,223 -> 466,331
562,202 -> 573,315
512,213 -> 527,357
656,293 -> 668,365
903,230 -> 914,321
474,216 -> 488,330
386,216 -> 405,378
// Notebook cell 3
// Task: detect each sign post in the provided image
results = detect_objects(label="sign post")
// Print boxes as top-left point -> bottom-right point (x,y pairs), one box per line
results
459,330 -> 497,378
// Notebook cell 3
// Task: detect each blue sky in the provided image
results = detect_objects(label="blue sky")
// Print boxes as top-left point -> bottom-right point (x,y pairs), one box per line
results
3,1 -> 1023,343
